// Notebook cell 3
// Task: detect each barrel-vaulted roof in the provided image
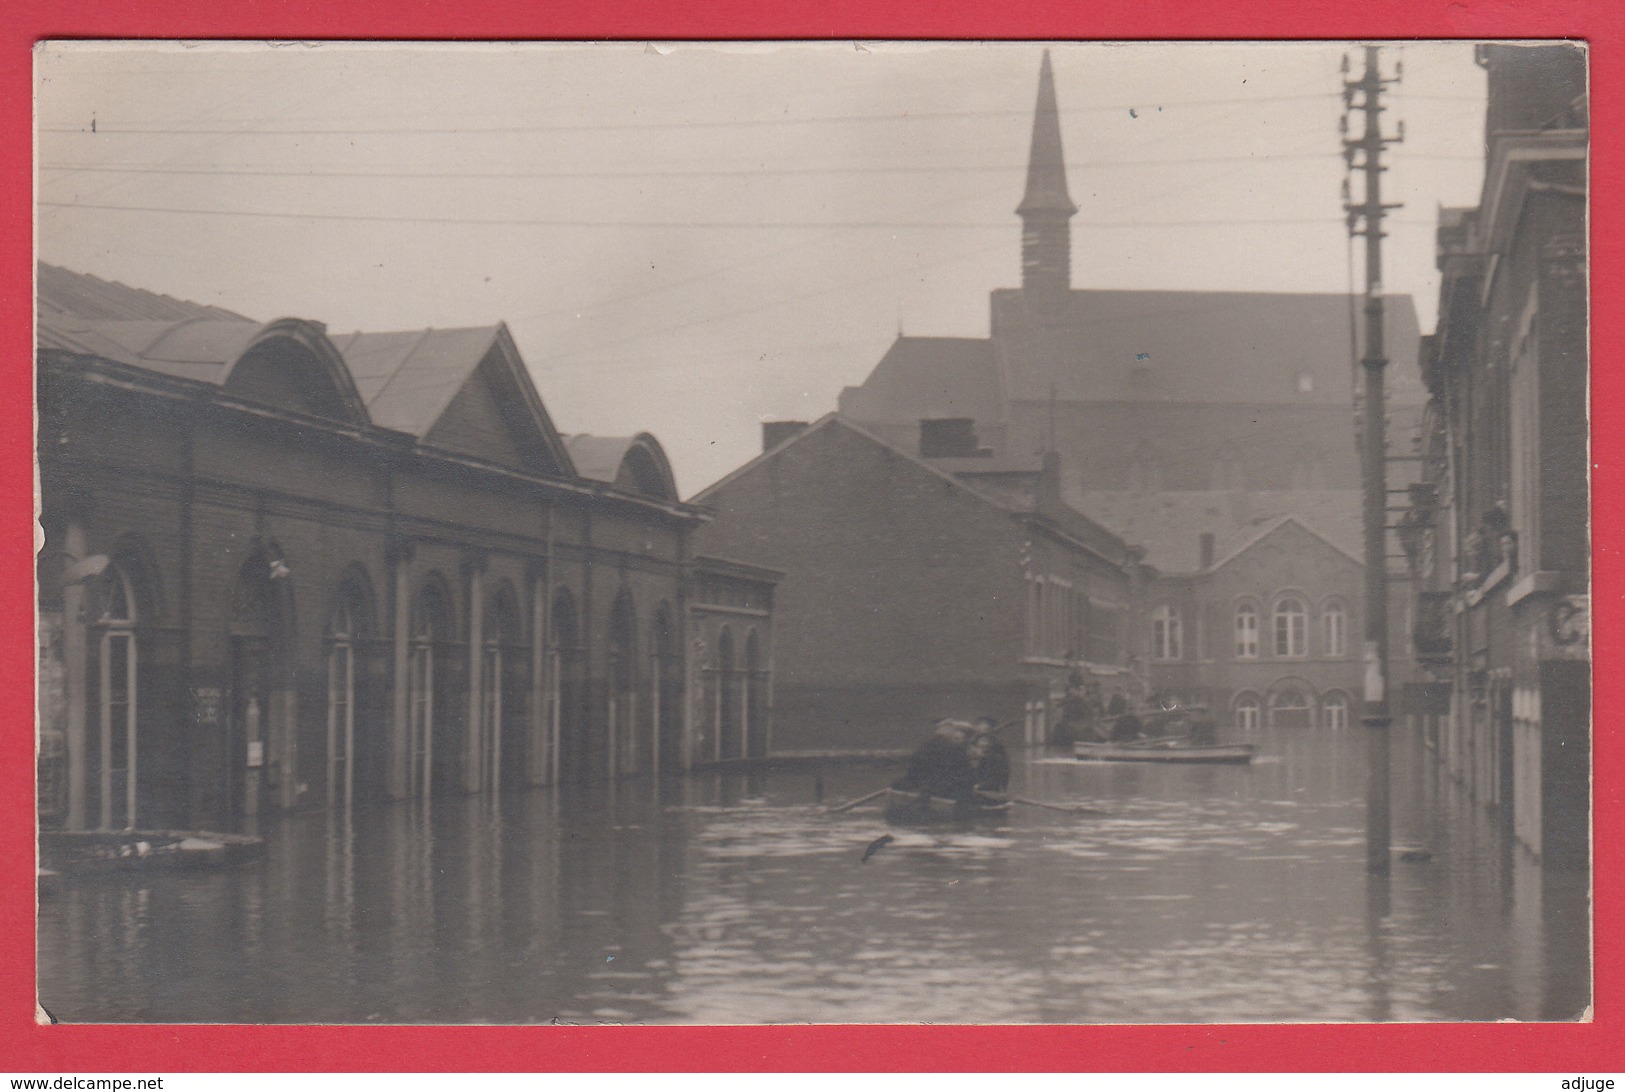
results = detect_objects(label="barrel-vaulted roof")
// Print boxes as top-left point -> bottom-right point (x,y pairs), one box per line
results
37,263 -> 579,477
564,433 -> 680,503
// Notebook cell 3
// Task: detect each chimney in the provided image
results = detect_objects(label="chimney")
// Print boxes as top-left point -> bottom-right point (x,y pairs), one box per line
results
919,417 -> 979,458
1199,532 -> 1216,570
761,420 -> 809,452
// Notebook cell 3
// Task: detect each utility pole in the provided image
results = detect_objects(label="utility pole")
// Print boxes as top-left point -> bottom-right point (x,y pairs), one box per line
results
1342,45 -> 1403,876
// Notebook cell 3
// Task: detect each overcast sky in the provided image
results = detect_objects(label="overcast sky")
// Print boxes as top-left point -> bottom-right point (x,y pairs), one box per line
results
35,41 -> 1488,495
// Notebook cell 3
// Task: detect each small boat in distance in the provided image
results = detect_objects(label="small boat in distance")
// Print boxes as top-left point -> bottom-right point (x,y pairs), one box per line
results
1073,739 -> 1258,765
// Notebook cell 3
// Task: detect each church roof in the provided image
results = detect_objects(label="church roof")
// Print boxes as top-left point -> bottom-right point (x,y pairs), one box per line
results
989,287 -> 1426,407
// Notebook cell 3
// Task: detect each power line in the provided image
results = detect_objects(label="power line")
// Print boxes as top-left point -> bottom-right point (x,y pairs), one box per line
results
39,198 -> 1442,229
36,92 -> 1350,137
36,151 -> 1485,181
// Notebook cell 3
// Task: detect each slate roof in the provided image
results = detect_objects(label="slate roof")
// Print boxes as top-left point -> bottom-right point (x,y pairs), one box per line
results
38,263 -> 506,440
37,263 -> 249,323
837,336 -> 1002,424
328,326 -> 505,438
988,287 -> 1427,407
841,289 -> 1426,422
1061,486 -> 1363,574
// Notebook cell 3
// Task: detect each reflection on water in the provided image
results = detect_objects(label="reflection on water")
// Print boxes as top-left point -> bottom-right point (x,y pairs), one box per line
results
38,724 -> 1589,1024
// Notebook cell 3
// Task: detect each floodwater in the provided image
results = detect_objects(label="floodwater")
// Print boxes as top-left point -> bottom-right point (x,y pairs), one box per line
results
38,723 -> 1589,1024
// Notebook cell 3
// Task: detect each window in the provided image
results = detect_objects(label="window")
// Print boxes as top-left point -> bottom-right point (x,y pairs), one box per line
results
1235,693 -> 1261,735
97,564 -> 139,829
326,599 -> 355,808
1152,605 -> 1182,661
1270,685 -> 1313,729
1274,597 -> 1307,657
1323,691 -> 1350,731
407,586 -> 448,798
481,636 -> 502,789
1323,600 -> 1347,658
1234,604 -> 1259,659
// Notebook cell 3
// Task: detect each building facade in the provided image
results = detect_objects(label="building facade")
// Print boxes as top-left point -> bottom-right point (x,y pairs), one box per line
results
1403,44 -> 1589,866
691,414 -> 1148,752
36,264 -> 774,833
1147,517 -> 1364,734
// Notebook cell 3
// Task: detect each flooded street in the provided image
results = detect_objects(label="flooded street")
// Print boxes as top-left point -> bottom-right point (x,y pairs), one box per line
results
38,724 -> 1589,1025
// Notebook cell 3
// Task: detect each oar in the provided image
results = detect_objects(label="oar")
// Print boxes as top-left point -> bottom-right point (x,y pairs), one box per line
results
979,792 -> 1107,816
827,787 -> 891,813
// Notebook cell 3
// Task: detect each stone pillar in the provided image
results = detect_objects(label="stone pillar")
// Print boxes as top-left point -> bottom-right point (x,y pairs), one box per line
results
463,552 -> 485,795
62,521 -> 90,830
388,539 -> 413,800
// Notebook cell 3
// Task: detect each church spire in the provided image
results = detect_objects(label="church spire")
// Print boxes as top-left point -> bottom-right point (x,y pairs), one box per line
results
1017,50 -> 1076,309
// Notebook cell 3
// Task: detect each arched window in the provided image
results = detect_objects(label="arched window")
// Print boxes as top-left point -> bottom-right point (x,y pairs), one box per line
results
1322,691 -> 1350,731
1234,603 -> 1259,659
651,603 -> 682,776
744,629 -> 767,759
1152,605 -> 1182,661
1323,600 -> 1347,658
483,585 -> 522,791
551,588 -> 585,785
326,598 -> 356,808
1234,692 -> 1261,735
1270,684 -> 1313,729
408,583 -> 451,797
1273,596 -> 1307,658
608,592 -> 639,776
96,563 -> 139,829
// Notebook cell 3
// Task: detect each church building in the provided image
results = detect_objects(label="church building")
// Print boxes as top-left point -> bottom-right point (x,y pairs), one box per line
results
837,51 -> 1429,731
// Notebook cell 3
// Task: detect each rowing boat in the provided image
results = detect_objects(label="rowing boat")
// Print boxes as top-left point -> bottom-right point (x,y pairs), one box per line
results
881,788 -> 1013,825
1072,739 -> 1257,765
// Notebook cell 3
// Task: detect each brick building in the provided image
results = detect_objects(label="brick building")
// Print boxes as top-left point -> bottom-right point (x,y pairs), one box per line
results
690,414 -> 1149,752
1402,44 -> 1588,866
36,264 -> 774,832
836,51 -> 1426,702
1147,517 -> 1364,733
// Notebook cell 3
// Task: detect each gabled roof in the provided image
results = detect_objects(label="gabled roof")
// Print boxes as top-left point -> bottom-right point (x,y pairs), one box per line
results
693,412 -> 1009,512
837,335 -> 1003,423
693,412 -> 1135,566
330,326 -> 506,436
1207,513 -> 1363,572
1061,485 -> 1363,573
338,323 -> 575,473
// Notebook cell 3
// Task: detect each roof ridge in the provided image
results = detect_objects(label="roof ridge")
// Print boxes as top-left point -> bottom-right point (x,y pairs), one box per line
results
365,327 -> 439,408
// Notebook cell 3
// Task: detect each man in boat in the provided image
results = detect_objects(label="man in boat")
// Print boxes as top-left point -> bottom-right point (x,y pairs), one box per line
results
968,715 -> 1011,794
891,719 -> 979,801
1109,697 -> 1144,743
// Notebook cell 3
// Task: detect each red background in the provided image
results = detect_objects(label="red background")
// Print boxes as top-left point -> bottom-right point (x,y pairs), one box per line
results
3,0 -> 1618,1073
